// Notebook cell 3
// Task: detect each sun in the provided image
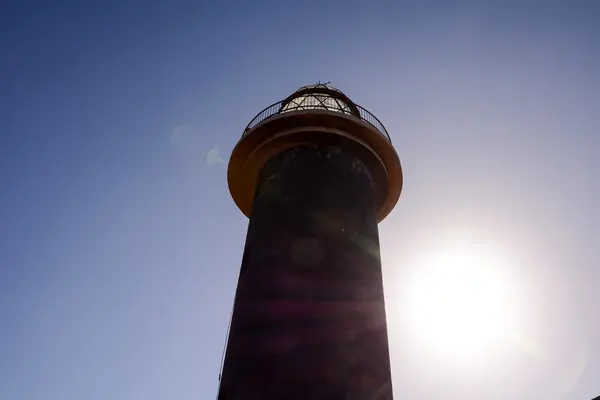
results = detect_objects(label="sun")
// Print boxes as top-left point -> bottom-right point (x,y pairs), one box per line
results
405,242 -> 517,363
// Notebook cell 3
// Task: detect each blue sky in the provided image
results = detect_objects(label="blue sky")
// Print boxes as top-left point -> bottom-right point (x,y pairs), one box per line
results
1,1 -> 599,399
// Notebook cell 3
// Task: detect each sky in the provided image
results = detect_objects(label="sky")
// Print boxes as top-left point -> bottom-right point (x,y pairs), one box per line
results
0,1 -> 599,399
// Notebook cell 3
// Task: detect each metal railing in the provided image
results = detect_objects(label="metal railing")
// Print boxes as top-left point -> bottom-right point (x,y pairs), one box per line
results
243,100 -> 391,142
356,105 -> 390,142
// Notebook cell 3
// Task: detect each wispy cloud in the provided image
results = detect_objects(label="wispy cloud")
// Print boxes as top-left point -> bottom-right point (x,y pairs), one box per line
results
206,148 -> 225,165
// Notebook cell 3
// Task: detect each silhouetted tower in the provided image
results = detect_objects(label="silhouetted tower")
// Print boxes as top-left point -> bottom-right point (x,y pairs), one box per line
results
219,84 -> 403,399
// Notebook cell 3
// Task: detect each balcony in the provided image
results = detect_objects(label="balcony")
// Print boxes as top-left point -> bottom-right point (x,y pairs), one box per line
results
243,91 -> 391,143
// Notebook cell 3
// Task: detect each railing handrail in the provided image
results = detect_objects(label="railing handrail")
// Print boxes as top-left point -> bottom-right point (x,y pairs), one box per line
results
244,101 -> 283,132
356,104 -> 390,142
242,100 -> 391,142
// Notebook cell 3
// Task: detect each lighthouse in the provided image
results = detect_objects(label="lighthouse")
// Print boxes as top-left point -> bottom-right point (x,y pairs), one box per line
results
219,83 -> 403,399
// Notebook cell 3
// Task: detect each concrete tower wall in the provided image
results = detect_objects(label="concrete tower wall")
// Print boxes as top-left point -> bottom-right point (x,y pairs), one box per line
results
218,134 -> 393,399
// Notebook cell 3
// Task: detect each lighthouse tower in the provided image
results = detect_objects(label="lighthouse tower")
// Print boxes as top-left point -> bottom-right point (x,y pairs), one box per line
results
220,83 -> 403,399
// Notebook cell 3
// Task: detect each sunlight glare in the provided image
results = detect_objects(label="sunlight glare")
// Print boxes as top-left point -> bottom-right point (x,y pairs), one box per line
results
406,242 -> 516,363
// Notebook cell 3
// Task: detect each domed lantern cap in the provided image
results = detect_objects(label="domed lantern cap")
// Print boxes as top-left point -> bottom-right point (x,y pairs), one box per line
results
279,83 -> 360,117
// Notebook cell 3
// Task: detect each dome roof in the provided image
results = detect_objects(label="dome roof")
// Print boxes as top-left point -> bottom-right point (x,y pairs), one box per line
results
280,83 -> 359,116
293,83 -> 345,94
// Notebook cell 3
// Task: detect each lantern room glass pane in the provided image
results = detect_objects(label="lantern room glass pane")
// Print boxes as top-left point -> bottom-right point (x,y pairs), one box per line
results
280,93 -> 352,115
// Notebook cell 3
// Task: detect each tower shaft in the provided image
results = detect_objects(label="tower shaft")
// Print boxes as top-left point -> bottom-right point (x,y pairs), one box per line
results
218,136 -> 393,399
